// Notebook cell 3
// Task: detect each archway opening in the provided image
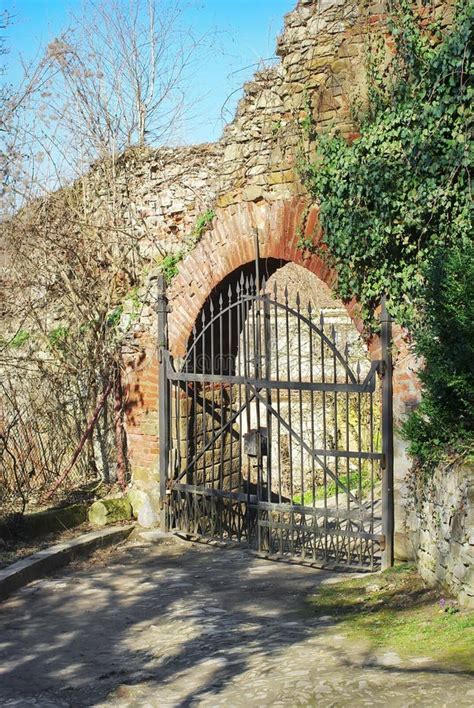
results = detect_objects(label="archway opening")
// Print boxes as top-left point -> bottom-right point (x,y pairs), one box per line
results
164,259 -> 385,569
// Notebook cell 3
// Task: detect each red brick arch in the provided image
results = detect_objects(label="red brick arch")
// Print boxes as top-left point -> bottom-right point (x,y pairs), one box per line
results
167,196 -> 366,359
125,196 -> 420,545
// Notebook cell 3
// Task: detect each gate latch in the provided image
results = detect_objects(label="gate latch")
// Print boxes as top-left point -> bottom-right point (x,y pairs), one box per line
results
243,428 -> 268,457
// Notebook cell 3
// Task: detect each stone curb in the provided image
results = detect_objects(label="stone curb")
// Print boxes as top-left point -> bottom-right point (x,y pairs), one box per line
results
0,524 -> 135,603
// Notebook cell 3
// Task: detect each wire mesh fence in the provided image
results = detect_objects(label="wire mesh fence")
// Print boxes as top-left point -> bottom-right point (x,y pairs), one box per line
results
0,379 -> 119,520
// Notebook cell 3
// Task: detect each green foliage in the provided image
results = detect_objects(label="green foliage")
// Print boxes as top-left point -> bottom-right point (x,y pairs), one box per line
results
293,467 -> 373,504
106,288 -> 142,329
299,89 -> 316,140
160,253 -> 183,284
106,305 -> 123,328
301,0 -> 473,328
401,239 -> 474,466
192,209 -> 215,242
126,287 -> 140,313
9,330 -> 30,349
160,209 -> 215,283
48,325 -> 69,348
300,1 -> 473,468
271,120 -> 282,136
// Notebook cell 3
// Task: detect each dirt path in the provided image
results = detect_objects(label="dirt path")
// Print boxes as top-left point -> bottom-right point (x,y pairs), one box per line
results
0,536 -> 472,707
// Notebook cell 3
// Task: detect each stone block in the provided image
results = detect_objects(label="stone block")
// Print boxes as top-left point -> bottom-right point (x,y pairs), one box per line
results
394,531 -> 414,561
128,488 -> 148,519
266,169 -> 297,185
242,185 -> 264,202
223,144 -> 244,162
137,490 -> 161,528
89,498 -> 133,527
131,465 -> 157,484
308,56 -> 332,71
216,191 -> 239,208
458,589 -> 474,609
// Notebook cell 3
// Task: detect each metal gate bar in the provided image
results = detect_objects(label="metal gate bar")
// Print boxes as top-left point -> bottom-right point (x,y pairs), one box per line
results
157,269 -> 393,571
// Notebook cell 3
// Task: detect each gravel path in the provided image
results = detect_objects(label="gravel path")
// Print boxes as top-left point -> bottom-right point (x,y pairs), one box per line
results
0,535 -> 472,707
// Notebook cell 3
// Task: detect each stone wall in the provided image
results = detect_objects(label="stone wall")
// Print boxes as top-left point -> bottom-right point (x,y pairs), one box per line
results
406,463 -> 474,608
121,0 -> 440,542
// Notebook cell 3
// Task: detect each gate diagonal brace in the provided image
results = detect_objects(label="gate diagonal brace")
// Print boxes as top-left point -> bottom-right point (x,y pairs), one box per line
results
248,384 -> 360,505
172,388 -> 257,485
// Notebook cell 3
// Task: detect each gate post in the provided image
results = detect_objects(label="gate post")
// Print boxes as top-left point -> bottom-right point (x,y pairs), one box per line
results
380,296 -> 394,569
157,274 -> 170,531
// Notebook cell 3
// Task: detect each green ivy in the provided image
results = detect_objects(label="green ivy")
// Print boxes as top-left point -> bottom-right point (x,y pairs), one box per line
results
160,252 -> 184,284
300,0 -> 473,468
106,305 -> 123,328
301,0 -> 472,328
192,209 -> 215,242
401,238 -> 474,467
48,325 -> 69,348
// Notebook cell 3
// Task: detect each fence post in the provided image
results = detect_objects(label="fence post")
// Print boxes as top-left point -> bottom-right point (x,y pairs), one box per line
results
157,274 -> 170,532
380,295 -> 394,569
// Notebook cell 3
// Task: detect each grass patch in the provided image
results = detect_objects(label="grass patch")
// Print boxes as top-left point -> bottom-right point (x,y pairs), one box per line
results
293,468 -> 373,504
9,329 -> 30,348
307,563 -> 474,672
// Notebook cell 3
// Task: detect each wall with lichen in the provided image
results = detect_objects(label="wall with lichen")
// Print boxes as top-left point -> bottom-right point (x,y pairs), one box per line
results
406,463 -> 474,608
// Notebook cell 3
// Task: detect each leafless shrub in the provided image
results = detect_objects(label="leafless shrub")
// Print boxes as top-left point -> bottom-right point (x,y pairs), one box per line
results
1,1 -> 214,514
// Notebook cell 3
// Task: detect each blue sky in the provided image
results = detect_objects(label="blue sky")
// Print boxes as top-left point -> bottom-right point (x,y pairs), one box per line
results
5,0 -> 295,144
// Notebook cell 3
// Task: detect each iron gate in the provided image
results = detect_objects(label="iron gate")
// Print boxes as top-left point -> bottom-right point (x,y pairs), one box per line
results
158,266 -> 394,570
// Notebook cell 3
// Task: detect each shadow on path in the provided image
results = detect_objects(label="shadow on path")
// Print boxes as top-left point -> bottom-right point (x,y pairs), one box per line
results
0,538 -> 471,707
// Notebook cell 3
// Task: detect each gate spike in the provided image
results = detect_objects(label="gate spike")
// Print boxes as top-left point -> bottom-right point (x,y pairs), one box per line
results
228,283 -> 232,301
356,360 -> 361,382
273,280 -> 277,298
295,291 -> 301,309
307,301 -> 313,319
245,276 -> 250,294
284,284 -> 289,304
261,275 -> 267,293
331,324 -> 336,342
209,298 -> 214,315
219,292 -> 223,308
320,311 -> 325,329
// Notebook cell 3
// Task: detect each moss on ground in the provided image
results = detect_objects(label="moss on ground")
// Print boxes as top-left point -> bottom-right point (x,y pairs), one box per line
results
307,563 -> 474,672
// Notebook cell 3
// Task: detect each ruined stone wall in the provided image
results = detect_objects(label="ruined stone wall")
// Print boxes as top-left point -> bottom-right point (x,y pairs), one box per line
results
406,464 -> 474,608
120,0 -> 429,542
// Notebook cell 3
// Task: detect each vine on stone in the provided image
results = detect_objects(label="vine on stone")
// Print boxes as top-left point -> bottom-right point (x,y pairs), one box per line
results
300,0 -> 473,469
